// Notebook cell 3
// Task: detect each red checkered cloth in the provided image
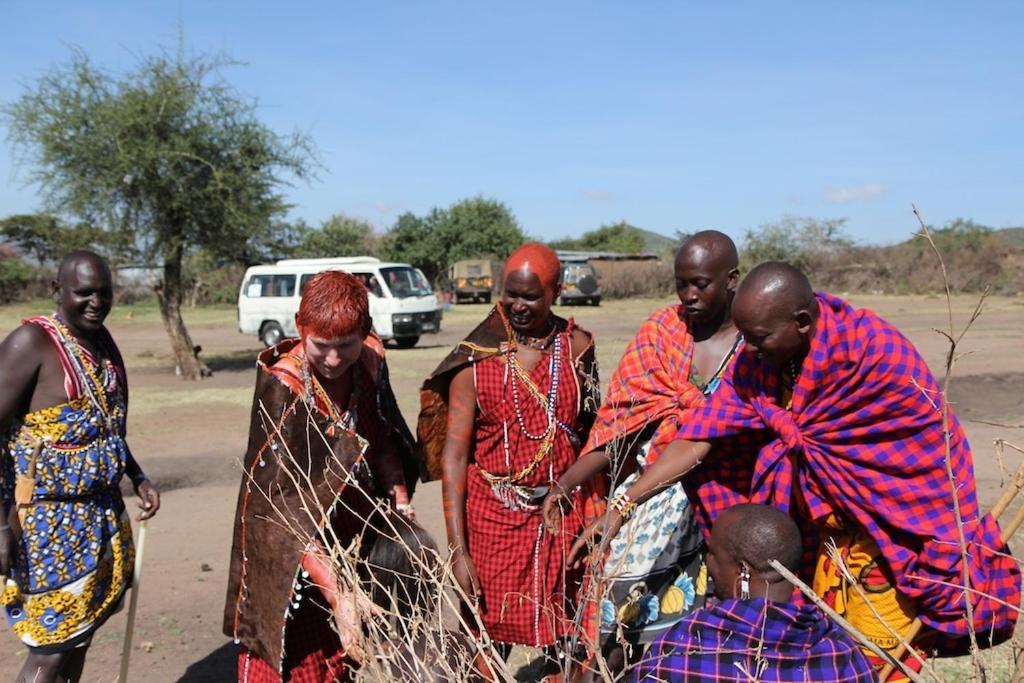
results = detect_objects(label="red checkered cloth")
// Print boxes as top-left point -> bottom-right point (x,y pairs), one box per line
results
675,292 -> 1021,649
237,598 -> 347,682
583,305 -> 707,459
465,323 -> 588,647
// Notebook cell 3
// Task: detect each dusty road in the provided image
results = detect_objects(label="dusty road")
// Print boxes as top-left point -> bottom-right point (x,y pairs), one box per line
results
0,294 -> 1021,681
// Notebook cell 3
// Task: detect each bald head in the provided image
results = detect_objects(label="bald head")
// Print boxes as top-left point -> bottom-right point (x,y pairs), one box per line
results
504,242 -> 561,291
676,230 -> 738,274
57,250 -> 111,286
718,504 -> 802,579
735,261 -> 815,319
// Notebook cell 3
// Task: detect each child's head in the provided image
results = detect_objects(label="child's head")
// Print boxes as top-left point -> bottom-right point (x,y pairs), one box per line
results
358,509 -> 440,614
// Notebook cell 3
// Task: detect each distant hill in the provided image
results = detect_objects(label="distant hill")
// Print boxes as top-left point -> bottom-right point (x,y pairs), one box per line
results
635,227 -> 678,255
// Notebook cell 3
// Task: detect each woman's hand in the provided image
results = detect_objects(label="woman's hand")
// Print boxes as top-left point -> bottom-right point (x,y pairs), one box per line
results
392,484 -> 415,520
541,483 -> 571,534
135,479 -> 160,521
567,511 -> 624,570
331,589 -> 383,663
451,547 -> 482,605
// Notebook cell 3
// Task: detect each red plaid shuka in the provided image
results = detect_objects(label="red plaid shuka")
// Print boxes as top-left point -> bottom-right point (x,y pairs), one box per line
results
583,304 -> 708,460
466,321 -> 590,647
676,292 -> 1021,649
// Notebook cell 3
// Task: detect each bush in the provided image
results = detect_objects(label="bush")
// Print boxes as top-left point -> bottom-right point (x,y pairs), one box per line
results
740,216 -> 1024,295
590,260 -> 676,299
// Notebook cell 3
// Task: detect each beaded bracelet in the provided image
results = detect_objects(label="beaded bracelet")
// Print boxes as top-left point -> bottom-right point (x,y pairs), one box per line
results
610,492 -> 638,521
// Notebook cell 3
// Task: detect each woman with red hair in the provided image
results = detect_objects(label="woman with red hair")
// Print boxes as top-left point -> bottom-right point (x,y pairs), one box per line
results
418,244 -> 601,680
224,270 -> 417,682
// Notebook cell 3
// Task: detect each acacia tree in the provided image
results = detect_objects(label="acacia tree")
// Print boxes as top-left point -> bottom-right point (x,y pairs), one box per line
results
3,49 -> 315,379
0,213 -> 135,266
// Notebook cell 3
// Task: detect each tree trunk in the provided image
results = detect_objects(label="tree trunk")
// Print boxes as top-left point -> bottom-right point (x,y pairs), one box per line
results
155,244 -> 211,380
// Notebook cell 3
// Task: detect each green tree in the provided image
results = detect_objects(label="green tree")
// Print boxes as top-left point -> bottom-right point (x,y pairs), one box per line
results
293,214 -> 377,258
382,197 -> 525,284
3,49 -> 315,379
741,216 -> 852,273
550,221 -> 646,253
0,213 -> 135,267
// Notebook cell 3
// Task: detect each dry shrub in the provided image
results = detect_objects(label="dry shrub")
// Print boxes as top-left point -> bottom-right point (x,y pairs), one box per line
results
742,217 -> 1024,295
590,260 -> 675,299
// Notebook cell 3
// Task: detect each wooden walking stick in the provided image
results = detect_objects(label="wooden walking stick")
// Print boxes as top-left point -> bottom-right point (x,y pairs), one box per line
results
118,519 -> 149,683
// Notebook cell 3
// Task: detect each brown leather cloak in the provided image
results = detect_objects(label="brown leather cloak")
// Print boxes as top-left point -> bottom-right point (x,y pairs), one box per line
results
223,341 -> 414,670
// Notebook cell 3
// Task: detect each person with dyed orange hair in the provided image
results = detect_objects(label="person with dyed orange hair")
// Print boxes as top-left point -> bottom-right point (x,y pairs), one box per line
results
225,270 -> 417,682
418,243 -> 601,680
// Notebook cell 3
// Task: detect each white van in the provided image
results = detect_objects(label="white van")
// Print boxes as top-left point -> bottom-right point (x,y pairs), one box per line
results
237,257 -> 441,348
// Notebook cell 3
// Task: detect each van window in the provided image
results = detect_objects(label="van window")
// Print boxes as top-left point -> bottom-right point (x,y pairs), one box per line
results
245,274 -> 296,297
352,273 -> 385,298
298,272 -> 384,298
381,266 -> 431,299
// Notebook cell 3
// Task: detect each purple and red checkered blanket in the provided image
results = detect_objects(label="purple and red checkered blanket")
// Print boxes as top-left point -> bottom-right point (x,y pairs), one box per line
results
676,292 -> 1020,644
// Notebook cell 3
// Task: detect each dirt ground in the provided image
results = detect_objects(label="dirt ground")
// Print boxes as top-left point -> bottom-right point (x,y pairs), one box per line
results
0,294 -> 1022,682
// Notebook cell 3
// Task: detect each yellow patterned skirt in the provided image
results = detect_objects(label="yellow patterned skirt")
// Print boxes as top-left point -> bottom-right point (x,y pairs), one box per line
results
2,513 -> 133,651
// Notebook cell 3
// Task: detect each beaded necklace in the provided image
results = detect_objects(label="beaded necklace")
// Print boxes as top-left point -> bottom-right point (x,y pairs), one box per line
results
50,314 -> 117,432
481,309 -> 565,491
299,354 -> 359,434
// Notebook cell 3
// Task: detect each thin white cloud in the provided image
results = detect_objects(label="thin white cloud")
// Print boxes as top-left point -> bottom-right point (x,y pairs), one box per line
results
368,201 -> 405,216
582,189 -> 615,203
823,183 -> 887,204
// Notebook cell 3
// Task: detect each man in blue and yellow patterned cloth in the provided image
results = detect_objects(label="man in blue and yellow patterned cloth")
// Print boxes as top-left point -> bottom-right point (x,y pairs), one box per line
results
0,250 -> 160,683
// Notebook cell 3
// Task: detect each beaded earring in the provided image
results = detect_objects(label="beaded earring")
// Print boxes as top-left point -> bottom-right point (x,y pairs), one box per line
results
739,565 -> 751,600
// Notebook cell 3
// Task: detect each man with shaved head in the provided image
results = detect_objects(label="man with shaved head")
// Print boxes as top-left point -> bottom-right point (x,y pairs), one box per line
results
418,243 -> 601,678
576,261 -> 1019,677
541,230 -> 742,672
0,250 -> 160,682
636,504 -> 874,682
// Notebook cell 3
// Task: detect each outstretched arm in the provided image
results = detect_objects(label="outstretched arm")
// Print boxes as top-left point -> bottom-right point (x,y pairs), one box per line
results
441,366 -> 481,600
568,438 -> 711,567
542,449 -> 610,532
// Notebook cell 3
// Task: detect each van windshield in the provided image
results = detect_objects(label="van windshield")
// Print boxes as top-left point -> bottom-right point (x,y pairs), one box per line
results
381,266 -> 432,298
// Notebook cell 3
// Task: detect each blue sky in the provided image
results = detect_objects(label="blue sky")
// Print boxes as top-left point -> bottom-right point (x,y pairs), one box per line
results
1,1 -> 1021,245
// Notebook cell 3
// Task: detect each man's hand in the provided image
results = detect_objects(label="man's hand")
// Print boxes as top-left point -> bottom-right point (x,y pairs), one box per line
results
0,525 -> 15,576
541,484 -> 571,534
135,479 -> 160,521
451,547 -> 482,605
567,511 -> 624,570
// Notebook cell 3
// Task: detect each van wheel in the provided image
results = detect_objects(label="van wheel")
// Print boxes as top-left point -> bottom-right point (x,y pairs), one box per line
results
260,322 -> 284,347
395,336 -> 419,349
483,293 -> 491,304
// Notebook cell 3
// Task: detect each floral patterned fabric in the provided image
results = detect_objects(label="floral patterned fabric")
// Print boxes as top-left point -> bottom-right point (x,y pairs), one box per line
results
1,315 -> 134,652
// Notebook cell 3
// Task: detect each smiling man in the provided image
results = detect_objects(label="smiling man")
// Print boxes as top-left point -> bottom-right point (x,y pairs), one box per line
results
0,250 -> 160,683
417,243 -> 600,680
574,261 -> 1020,679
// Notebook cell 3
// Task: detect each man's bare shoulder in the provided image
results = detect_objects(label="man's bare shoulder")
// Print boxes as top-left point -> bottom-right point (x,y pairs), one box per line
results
0,322 -> 50,362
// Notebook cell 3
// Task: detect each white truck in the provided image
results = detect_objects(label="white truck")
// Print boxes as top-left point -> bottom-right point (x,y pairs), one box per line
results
237,257 -> 441,348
